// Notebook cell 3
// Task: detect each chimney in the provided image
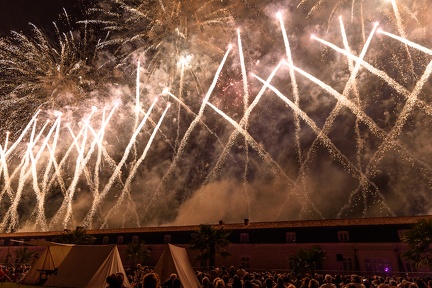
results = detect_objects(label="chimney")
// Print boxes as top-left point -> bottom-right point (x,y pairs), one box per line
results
244,218 -> 249,225
219,220 -> 224,225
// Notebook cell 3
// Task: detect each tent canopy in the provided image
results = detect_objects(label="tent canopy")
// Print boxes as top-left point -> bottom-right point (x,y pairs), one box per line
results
12,239 -> 74,247
154,244 -> 200,288
21,244 -> 131,288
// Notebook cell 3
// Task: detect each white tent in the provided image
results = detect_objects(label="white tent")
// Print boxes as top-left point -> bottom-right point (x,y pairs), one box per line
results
21,244 -> 131,288
153,244 -> 200,288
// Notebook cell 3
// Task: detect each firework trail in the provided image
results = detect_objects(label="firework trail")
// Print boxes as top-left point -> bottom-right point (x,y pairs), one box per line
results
0,0 -> 431,231
293,21 -> 379,217
297,0 -> 427,39
88,0 -> 236,82
141,45 -> 232,222
0,18 -> 105,138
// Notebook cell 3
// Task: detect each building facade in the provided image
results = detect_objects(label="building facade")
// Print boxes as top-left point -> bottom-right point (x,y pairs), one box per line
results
0,216 -> 430,276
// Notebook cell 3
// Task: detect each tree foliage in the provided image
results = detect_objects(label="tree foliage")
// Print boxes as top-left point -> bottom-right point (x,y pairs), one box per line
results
53,226 -> 96,245
189,224 -> 231,270
126,241 -> 151,267
402,219 -> 432,269
15,247 -> 37,265
289,247 -> 326,276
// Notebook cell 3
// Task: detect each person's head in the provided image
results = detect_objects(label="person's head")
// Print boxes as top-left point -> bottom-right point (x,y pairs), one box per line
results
352,275 -> 362,284
116,273 -> 125,282
244,280 -> 254,288
213,277 -> 221,287
172,278 -> 182,288
202,276 -> 211,287
106,274 -> 118,288
222,275 -> 230,285
309,279 -> 319,288
325,275 -> 333,284
266,277 -> 275,288
215,279 -> 226,288
277,277 -> 286,288
106,273 -> 124,288
232,275 -> 243,288
143,273 -> 160,288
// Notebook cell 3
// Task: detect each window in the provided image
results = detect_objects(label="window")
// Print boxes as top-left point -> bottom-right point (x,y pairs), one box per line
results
338,231 -> 350,242
406,262 -> 416,273
397,229 -> 408,241
117,236 -> 124,245
0,240 -> 4,246
164,234 -> 172,244
102,236 -> 110,244
342,257 -> 353,272
132,236 -> 139,244
286,232 -> 296,242
240,256 -> 250,269
240,233 -> 249,243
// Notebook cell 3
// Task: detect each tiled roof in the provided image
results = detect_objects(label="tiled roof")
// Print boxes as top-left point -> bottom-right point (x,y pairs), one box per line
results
2,215 -> 431,238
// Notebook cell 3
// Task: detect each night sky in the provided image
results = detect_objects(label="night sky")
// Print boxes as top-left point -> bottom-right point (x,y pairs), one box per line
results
0,0 -> 89,36
0,0 -> 431,231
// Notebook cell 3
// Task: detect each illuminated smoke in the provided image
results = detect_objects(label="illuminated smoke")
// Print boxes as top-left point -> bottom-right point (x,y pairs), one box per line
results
0,0 -> 431,231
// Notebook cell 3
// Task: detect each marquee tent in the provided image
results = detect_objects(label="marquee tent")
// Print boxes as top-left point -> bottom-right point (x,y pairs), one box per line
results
153,244 -> 200,288
21,244 -> 131,288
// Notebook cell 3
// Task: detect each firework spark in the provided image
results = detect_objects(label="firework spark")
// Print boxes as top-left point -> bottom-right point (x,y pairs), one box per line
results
0,16 -> 108,138
0,0 -> 431,231
86,0 -> 237,89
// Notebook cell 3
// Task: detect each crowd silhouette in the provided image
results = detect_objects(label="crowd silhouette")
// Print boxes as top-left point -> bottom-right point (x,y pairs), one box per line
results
122,265 -> 432,288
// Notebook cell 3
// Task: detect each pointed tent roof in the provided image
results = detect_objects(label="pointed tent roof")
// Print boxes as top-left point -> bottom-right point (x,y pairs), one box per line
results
21,244 -> 131,288
22,244 -> 73,283
154,244 -> 200,288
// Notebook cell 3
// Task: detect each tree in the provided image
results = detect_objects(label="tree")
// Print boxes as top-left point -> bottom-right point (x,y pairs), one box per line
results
402,219 -> 432,269
126,241 -> 151,268
53,226 -> 96,245
189,224 -> 231,270
289,247 -> 326,276
15,247 -> 37,266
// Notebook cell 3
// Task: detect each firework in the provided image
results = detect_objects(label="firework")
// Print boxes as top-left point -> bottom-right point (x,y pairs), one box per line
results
85,0 -> 237,89
297,0 -> 429,40
0,0 -> 431,232
0,14 -> 109,138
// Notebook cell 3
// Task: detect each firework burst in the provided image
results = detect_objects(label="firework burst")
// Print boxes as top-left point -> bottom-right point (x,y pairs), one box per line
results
0,16 -> 107,138
0,0 -> 431,231
297,0 -> 430,42
87,0 -> 237,88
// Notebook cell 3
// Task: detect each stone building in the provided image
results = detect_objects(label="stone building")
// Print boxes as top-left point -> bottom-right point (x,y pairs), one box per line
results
0,215 -> 430,276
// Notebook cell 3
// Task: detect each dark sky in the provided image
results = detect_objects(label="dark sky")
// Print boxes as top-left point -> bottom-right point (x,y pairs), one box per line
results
0,0 -> 89,36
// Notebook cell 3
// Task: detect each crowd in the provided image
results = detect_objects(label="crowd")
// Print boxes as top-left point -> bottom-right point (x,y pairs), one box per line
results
0,264 -> 29,282
105,265 -> 432,288
1,261 -> 429,288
